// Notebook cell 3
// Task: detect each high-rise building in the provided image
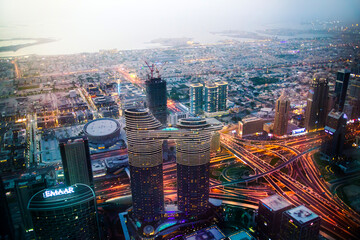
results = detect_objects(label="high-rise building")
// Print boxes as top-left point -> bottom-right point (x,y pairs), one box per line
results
145,75 -> 167,124
176,118 -> 216,216
28,184 -> 100,239
280,205 -> 320,240
124,109 -> 164,222
305,75 -> 329,131
216,81 -> 228,111
257,194 -> 292,240
322,110 -> 347,160
238,117 -> 265,137
335,69 -> 351,112
204,83 -> 218,113
0,177 -> 15,240
190,83 -> 204,115
273,91 -> 290,136
15,176 -> 47,232
124,109 -> 222,222
348,77 -> 360,119
59,137 -> 94,188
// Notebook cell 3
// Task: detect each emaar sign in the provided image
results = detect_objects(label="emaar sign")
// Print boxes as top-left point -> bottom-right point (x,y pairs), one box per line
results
43,187 -> 75,198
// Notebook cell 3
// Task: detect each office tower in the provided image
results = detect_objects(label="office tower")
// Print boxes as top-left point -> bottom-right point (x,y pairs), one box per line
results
349,77 -> 360,119
257,194 -> 292,240
322,110 -> 347,160
280,205 -> 320,240
15,176 -> 47,232
238,117 -> 265,137
335,69 -> 351,111
305,75 -> 329,131
145,75 -> 167,124
176,118 -> 218,216
28,184 -> 99,239
124,109 -> 164,222
190,83 -> 204,115
59,137 -> 94,187
216,81 -> 228,111
0,177 -> 15,240
204,83 -> 218,113
273,91 -> 290,136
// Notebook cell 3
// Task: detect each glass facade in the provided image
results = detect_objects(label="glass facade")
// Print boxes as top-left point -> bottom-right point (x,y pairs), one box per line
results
190,83 -> 204,115
59,137 -> 94,188
305,76 -> 329,131
28,184 -> 99,240
145,77 -> 167,124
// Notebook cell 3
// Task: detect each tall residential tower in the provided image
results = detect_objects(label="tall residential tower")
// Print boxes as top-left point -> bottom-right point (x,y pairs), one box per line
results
190,83 -> 204,115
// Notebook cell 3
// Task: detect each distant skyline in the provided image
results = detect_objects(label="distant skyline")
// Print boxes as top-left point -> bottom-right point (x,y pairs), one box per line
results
0,0 -> 359,56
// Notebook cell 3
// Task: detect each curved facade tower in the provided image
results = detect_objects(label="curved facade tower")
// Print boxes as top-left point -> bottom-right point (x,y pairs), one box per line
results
125,109 -> 222,221
124,109 -> 164,222
28,184 -> 99,239
176,118 -> 213,216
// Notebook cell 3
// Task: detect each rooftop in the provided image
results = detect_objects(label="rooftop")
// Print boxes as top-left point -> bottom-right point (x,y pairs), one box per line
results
285,205 -> 319,224
260,194 -> 292,211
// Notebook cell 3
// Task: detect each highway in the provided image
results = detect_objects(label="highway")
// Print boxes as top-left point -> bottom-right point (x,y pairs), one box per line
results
219,133 -> 360,240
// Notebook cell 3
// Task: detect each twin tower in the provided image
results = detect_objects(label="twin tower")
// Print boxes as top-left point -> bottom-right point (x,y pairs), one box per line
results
124,109 -> 222,222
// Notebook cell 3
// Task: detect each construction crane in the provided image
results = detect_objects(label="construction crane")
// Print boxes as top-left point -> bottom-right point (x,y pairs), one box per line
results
144,61 -> 167,79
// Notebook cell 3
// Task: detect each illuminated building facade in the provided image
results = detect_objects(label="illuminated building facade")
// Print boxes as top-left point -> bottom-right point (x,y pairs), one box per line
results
190,83 -> 204,115
257,194 -> 292,240
28,184 -> 100,240
204,83 -> 218,113
273,91 -> 290,136
335,69 -> 351,112
305,75 -> 329,131
124,109 -> 222,222
239,117 -> 265,137
59,137 -> 94,188
145,76 -> 167,124
124,109 -> 164,222
216,81 -> 228,111
280,205 -> 320,240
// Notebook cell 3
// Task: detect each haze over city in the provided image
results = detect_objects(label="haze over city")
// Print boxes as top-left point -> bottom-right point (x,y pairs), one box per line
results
1,0 -> 360,55
0,1 -> 360,240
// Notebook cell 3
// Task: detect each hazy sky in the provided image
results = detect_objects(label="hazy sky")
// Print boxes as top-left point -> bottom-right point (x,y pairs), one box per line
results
1,0 -> 359,36
0,0 -> 359,55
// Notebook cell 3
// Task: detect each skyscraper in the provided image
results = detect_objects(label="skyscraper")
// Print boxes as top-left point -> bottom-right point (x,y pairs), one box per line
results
257,194 -> 292,240
280,205 -> 320,240
28,184 -> 100,239
15,176 -> 47,232
0,177 -> 15,240
322,110 -> 348,160
204,83 -> 218,113
349,77 -> 360,119
124,109 -> 164,222
176,118 -> 217,216
273,91 -> 290,136
335,69 -> 351,112
145,75 -> 167,125
59,137 -> 94,188
305,75 -> 329,131
190,83 -> 204,115
216,81 -> 228,111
